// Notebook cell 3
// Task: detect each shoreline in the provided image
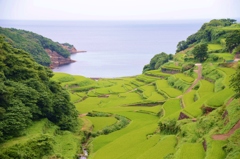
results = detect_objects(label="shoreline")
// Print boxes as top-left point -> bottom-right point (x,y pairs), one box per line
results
71,50 -> 87,54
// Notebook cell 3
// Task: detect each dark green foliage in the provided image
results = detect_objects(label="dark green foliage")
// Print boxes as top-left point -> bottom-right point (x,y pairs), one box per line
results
87,112 -> 130,137
224,129 -> 240,159
0,36 -> 78,142
0,27 -> 70,66
143,52 -> 170,72
142,64 -> 151,73
182,63 -> 195,72
176,40 -> 188,52
176,19 -> 237,53
0,135 -> 54,158
226,30 -> 240,53
159,119 -> 179,134
87,111 -> 112,117
230,66 -> 240,98
192,43 -> 208,62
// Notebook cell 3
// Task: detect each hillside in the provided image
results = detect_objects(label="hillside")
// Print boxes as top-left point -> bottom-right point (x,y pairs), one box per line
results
0,36 -> 80,158
143,18 -> 240,73
0,27 -> 81,68
0,19 -> 240,159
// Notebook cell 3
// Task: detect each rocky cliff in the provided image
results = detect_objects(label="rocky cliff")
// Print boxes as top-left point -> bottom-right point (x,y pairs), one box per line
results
45,49 -> 75,69
46,44 -> 86,69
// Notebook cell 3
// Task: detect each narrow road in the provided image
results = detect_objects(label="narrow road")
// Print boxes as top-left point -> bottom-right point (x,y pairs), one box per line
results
212,120 -> 240,140
185,63 -> 202,93
177,63 -> 202,100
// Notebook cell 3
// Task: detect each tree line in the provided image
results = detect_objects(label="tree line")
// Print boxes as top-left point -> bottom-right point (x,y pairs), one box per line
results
0,27 -> 71,66
0,36 -> 78,143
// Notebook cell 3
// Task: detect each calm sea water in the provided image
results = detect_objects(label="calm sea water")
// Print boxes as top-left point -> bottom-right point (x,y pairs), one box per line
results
0,20 -> 204,77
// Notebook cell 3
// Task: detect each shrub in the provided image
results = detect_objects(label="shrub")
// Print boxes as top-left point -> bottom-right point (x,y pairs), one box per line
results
159,119 -> 179,134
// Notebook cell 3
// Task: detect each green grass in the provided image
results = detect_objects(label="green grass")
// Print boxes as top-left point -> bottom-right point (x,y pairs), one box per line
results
0,119 -> 82,159
85,116 -> 117,132
52,72 -> 75,82
52,131 -> 80,159
162,61 -> 182,70
155,80 -> 183,98
183,90 -> 196,107
208,44 -> 223,51
174,52 -> 185,62
116,134 -> 161,159
69,92 -> 81,102
175,143 -> 205,159
147,92 -> 165,102
160,87 -> 182,98
205,140 -> 227,159
144,70 -> 171,78
197,80 -> 214,98
90,112 -> 159,159
184,92 -> 214,117
156,79 -> 170,88
218,67 -> 236,87
162,99 -> 181,118
174,73 -> 195,83
49,68 -> 238,158
206,88 -> 235,107
137,135 -> 177,159
136,74 -> 159,83
212,53 -> 234,61
139,85 -> 155,95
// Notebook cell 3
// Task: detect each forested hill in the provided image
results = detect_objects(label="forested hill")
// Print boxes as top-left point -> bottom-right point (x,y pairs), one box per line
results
0,27 -> 76,66
0,36 -> 78,143
143,18 -> 240,73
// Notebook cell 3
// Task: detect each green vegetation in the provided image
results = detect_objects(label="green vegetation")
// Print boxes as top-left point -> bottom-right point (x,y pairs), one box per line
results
208,43 -> 223,51
230,66 -> 240,98
192,43 -> 208,62
226,30 -> 240,52
0,36 -> 79,158
0,27 -> 71,66
1,19 -> 240,159
143,52 -> 173,73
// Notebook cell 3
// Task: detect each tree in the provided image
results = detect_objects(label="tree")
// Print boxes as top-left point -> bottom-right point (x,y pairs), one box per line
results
226,30 -> 240,53
0,36 -> 78,141
192,43 -> 208,62
176,40 -> 187,52
230,66 -> 240,99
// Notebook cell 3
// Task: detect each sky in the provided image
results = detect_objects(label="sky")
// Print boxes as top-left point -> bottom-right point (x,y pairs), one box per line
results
0,0 -> 239,20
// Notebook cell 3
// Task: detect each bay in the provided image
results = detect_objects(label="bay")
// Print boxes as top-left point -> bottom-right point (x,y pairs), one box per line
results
0,20 -> 204,77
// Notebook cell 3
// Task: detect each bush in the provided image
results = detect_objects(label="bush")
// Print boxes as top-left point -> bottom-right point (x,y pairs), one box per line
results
159,119 -> 179,134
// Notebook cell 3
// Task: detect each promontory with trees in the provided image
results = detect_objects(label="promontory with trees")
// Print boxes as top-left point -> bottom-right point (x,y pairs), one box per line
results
0,19 -> 240,159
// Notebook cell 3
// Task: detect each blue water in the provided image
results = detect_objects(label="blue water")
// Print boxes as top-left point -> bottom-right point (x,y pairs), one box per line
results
0,20 -> 204,77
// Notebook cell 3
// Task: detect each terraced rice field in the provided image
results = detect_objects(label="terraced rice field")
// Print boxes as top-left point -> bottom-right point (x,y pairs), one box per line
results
50,64 -> 237,159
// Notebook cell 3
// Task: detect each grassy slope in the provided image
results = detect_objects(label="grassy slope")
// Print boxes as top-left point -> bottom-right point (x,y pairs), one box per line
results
47,61 -> 239,158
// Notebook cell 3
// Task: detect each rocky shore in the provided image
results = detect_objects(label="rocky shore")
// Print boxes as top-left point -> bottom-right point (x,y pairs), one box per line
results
47,44 -> 86,69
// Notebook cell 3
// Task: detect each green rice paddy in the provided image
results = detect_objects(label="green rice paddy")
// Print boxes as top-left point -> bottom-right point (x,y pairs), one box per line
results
49,63 -> 237,158
4,60 -> 237,159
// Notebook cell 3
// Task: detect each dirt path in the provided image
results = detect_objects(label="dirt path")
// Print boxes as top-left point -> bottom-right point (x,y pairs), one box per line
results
79,113 -> 88,117
177,63 -> 202,100
185,63 -> 202,93
226,97 -> 234,106
212,120 -> 240,140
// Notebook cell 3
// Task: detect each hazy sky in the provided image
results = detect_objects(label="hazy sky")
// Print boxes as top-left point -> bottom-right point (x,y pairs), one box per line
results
0,0 -> 239,20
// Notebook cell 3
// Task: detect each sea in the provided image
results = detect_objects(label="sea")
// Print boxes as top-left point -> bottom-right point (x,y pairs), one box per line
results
0,20 -> 206,78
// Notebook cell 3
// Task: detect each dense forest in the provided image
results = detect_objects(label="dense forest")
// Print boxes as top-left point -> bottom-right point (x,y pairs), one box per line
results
0,36 -> 78,158
0,27 -> 71,66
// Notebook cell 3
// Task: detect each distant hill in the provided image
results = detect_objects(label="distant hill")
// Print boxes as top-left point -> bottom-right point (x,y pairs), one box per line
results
143,19 -> 240,73
0,27 -> 80,68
